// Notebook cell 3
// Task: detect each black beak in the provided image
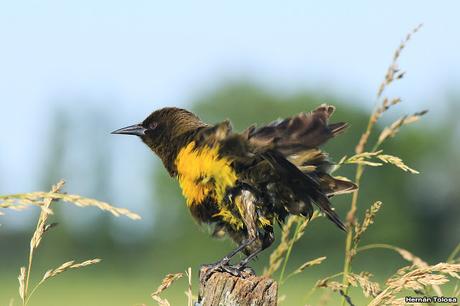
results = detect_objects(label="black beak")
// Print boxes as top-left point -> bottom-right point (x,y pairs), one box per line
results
111,124 -> 147,136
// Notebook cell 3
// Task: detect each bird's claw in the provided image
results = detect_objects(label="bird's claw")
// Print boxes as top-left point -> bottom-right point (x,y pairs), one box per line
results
201,260 -> 255,281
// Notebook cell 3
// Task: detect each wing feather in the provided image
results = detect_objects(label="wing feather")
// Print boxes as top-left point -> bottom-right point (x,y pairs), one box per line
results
246,104 -> 348,155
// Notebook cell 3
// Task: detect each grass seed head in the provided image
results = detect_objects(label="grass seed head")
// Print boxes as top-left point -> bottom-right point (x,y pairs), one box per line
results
151,273 -> 184,306
42,259 -> 101,282
346,273 -> 381,298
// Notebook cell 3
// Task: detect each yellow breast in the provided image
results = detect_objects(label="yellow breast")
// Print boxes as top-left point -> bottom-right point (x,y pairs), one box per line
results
175,141 -> 238,207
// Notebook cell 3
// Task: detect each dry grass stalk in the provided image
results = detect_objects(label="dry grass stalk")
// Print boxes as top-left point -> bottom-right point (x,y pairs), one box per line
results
0,200 -> 48,214
395,250 -> 442,296
355,131 -> 373,157
316,278 -> 355,306
151,273 -> 184,306
41,259 -> 101,282
453,282 -> 460,297
1,192 -> 141,220
185,267 -> 193,306
355,23 -> 422,155
394,248 -> 428,269
19,258 -> 102,305
294,212 -> 319,242
316,278 -> 347,292
447,242 -> 460,263
377,154 -> 419,174
369,263 -> 460,306
343,151 -> 419,174
394,265 -> 415,277
284,256 -> 327,283
264,216 -> 297,276
376,24 -> 423,98
342,151 -> 383,167
1,183 -> 59,215
352,202 -> 382,256
264,212 -> 319,277
18,267 -> 26,304
342,25 -> 424,305
346,272 -> 381,298
11,180 -> 138,306
357,243 -> 442,295
358,202 -> 381,235
377,110 -> 428,146
30,180 -> 65,251
368,287 -> 401,305
292,256 -> 327,275
24,181 -> 65,304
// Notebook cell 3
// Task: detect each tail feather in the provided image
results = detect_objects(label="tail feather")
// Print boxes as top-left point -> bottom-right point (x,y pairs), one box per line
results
315,173 -> 358,196
310,192 -> 347,231
262,150 -> 347,232
329,122 -> 349,136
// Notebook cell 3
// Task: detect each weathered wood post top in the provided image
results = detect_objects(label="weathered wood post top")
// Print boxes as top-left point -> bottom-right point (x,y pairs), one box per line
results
197,267 -> 278,306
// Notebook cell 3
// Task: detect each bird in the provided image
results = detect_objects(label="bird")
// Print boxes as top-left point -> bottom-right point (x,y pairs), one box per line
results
112,104 -> 357,276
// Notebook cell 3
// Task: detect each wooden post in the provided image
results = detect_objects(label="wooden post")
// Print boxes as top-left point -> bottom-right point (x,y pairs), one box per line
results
197,267 -> 278,306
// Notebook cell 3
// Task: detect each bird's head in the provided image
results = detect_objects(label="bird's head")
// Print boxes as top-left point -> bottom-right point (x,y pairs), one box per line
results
112,107 -> 206,174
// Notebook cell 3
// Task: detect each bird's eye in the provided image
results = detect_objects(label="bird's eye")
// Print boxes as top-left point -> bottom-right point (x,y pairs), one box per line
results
149,122 -> 159,130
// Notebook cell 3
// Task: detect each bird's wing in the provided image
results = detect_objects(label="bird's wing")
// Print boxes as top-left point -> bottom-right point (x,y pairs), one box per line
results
246,104 -> 348,155
246,104 -> 357,196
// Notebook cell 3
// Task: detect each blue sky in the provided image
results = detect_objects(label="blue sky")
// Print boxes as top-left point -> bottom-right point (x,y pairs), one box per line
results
0,1 -> 459,195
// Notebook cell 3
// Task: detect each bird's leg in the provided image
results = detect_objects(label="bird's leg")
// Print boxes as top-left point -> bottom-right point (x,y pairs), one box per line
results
223,237 -> 256,262
202,189 -> 266,278
235,231 -> 274,271
234,247 -> 263,270
202,237 -> 257,279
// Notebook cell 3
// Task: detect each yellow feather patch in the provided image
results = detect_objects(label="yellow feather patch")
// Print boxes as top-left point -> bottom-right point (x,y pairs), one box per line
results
175,141 -> 237,207
213,208 -> 244,229
258,216 -> 272,227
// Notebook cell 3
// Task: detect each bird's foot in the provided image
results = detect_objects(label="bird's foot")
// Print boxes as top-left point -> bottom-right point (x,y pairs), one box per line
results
201,260 -> 255,281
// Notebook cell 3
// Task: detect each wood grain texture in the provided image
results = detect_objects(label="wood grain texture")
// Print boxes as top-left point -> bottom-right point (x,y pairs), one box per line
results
198,267 -> 278,306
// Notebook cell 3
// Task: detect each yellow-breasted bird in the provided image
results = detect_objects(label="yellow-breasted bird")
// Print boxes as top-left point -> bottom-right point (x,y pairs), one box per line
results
112,104 -> 357,275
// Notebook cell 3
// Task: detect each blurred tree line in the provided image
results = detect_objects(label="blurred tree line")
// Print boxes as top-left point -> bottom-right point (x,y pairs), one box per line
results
1,82 -> 459,276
